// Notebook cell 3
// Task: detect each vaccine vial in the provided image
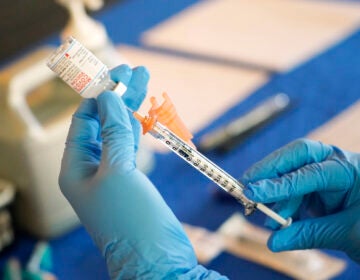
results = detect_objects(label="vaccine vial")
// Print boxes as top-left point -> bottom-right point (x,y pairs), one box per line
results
47,37 -> 126,98
46,36 -> 154,174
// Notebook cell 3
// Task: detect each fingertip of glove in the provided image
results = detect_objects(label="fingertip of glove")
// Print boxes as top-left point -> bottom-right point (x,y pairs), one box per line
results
240,177 -> 250,186
267,233 -> 282,252
109,65 -> 131,87
243,182 -> 263,201
133,65 -> 150,79
110,64 -> 132,79
243,188 -> 254,200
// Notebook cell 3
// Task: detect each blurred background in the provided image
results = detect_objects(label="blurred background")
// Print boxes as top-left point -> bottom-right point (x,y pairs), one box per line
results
0,0 -> 119,62
0,0 -> 360,279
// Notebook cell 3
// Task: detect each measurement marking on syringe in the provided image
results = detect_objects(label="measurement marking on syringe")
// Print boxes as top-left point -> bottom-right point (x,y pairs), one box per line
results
159,130 -> 255,210
200,164 -> 208,171
228,185 -> 236,193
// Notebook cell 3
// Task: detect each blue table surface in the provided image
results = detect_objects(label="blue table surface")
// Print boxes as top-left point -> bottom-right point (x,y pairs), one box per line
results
1,0 -> 360,279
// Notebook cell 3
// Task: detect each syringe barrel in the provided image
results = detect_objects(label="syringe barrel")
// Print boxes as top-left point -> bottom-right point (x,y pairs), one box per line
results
149,121 -> 291,227
150,122 -> 257,213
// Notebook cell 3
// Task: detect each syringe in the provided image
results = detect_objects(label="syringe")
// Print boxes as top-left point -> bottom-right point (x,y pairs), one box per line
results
133,107 -> 291,227
47,37 -> 291,228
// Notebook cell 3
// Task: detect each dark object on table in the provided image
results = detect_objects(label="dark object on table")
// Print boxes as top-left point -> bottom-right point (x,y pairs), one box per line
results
198,93 -> 291,153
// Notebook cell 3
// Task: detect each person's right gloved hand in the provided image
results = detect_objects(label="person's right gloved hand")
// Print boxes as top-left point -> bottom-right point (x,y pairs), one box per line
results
242,139 -> 360,263
59,64 -> 227,279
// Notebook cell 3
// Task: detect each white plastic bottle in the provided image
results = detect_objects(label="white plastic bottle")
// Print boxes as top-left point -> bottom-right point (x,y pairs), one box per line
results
56,0 -> 128,68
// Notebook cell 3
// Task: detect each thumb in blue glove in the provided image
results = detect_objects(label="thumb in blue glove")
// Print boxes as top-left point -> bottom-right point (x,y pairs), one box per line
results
59,64 -> 226,279
242,138 -> 360,263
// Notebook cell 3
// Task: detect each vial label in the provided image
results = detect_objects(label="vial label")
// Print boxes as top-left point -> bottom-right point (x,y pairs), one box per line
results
47,37 -> 107,95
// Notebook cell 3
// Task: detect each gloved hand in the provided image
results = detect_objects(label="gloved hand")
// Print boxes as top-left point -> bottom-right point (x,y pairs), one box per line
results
59,65 -> 226,279
242,138 -> 360,263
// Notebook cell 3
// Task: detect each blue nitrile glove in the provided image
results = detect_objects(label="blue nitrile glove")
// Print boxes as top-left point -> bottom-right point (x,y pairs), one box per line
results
242,138 -> 360,263
59,64 -> 226,279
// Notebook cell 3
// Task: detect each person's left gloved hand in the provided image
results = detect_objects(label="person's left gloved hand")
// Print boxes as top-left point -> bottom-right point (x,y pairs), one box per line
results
59,65 -> 226,279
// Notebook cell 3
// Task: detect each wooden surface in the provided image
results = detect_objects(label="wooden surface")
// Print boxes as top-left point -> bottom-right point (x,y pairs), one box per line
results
142,0 -> 360,71
184,213 -> 346,280
118,45 -> 268,148
308,100 -> 360,152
